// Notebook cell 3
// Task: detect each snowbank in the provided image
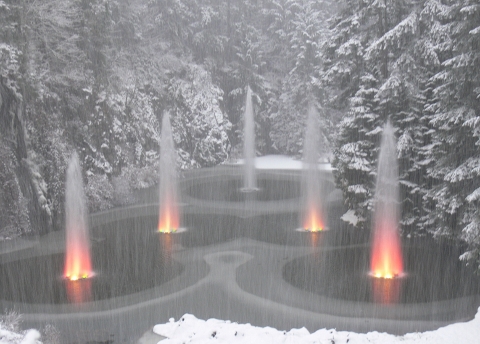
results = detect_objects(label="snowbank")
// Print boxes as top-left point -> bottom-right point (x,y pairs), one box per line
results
341,209 -> 359,226
153,308 -> 480,344
0,328 -> 41,344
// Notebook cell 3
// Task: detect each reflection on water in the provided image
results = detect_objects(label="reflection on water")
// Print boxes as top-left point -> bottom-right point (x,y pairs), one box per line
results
65,278 -> 93,304
283,242 -> 480,304
371,276 -> 402,305
158,231 -> 174,261
186,177 -> 302,202
0,217 -> 185,304
309,231 -> 324,249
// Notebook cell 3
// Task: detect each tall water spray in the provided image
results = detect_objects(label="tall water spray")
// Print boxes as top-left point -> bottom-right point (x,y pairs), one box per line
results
370,121 -> 404,279
64,152 -> 93,281
301,106 -> 326,231
243,86 -> 256,191
158,113 -> 180,233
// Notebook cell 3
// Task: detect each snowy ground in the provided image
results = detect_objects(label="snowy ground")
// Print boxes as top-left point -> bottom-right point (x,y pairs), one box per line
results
230,154 -> 332,170
0,327 -> 40,344
153,308 -> 480,344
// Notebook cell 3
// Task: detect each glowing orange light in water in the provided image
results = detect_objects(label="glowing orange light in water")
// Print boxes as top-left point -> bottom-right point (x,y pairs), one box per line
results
371,275 -> 402,305
303,205 -> 325,232
308,231 -> 325,250
65,277 -> 92,304
158,193 -> 179,233
370,218 -> 404,279
158,229 -> 174,264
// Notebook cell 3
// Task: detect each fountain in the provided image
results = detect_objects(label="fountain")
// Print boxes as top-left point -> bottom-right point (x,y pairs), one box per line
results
1,154 -> 480,341
286,124 -> 478,305
158,113 -> 181,233
370,120 -> 404,279
2,114 -> 480,342
63,152 -> 94,281
242,86 -> 257,192
300,105 -> 327,232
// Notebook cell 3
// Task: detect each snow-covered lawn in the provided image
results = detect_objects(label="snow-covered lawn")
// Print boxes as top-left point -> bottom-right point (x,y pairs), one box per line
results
153,308 -> 480,344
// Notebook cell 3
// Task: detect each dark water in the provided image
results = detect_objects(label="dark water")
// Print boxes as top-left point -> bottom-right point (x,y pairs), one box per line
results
283,239 -> 480,303
1,171 -> 479,343
0,201 -> 350,305
175,204 -> 358,248
186,177 -> 302,202
0,217 -> 183,304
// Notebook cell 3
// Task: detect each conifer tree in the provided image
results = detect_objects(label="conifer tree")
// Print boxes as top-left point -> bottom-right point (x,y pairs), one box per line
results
423,0 -> 480,270
333,74 -> 380,227
270,0 -> 329,155
327,0 -> 432,233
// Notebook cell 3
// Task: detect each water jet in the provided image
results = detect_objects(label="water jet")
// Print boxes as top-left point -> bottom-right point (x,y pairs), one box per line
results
241,86 -> 258,192
158,113 -> 183,234
300,106 -> 327,232
63,152 -> 94,282
370,121 -> 404,280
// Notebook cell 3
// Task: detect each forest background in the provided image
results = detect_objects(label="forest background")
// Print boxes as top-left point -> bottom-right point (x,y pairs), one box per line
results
1,0 -> 480,271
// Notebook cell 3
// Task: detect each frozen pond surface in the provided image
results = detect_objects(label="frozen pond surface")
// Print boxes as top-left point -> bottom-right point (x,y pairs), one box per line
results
0,162 -> 479,343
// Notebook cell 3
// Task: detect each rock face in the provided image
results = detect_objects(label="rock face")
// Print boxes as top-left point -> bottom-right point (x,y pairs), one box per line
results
0,79 -> 50,238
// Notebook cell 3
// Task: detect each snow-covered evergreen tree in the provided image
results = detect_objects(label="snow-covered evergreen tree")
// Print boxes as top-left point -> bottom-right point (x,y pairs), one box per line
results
328,0 -> 433,234
7,0 -> 480,273
333,74 -> 380,227
168,63 -> 231,168
269,0 -> 330,155
422,0 -> 480,270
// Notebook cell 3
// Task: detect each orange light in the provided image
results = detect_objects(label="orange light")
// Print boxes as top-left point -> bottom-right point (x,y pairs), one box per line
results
370,218 -> 403,281
64,225 -> 93,282
308,230 -> 325,249
158,228 -> 175,263
158,193 -> 179,233
303,205 -> 325,232
371,275 -> 402,304
372,271 -> 397,279
65,276 -> 92,304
